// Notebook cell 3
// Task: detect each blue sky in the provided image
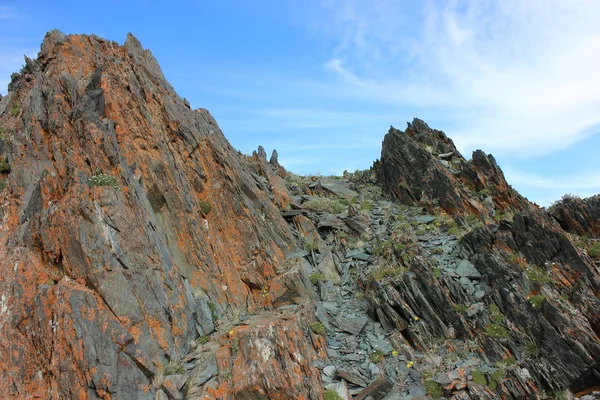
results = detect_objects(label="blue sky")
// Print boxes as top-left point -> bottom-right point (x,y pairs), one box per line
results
1,0 -> 599,206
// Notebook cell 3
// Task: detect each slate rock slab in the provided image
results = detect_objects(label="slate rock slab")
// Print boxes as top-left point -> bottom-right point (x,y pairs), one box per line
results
354,376 -> 394,400
333,316 -> 369,335
456,259 -> 482,279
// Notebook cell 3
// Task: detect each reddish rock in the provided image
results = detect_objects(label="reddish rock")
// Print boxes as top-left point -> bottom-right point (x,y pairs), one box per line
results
0,31 -> 320,398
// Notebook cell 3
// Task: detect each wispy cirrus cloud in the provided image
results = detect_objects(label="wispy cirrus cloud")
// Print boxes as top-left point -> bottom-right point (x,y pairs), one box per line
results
311,0 -> 600,156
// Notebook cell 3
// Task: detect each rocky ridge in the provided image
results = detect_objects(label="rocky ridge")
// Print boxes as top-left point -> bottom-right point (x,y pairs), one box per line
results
0,32 -> 599,399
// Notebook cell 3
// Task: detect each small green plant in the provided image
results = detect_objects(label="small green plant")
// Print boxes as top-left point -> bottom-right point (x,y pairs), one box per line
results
309,272 -> 325,286
453,304 -> 468,313
415,229 -> 427,235
528,294 -> 546,309
471,369 -> 487,385
485,324 -> 509,339
588,243 -> 600,260
198,335 -> 211,344
0,159 -> 9,173
433,268 -> 442,278
323,390 -> 343,400
424,379 -> 443,399
10,106 -> 19,116
371,265 -> 407,281
490,369 -> 505,382
89,173 -> 120,189
360,200 -> 373,212
495,355 -> 516,367
0,179 -> 6,190
466,213 -> 478,224
369,349 -> 384,363
395,243 -> 406,252
310,321 -> 325,335
164,359 -> 185,375
431,247 -> 443,255
478,188 -> 491,197
207,301 -> 218,321
489,304 -> 504,322
509,253 -> 520,263
524,266 -> 555,285
448,226 -> 461,236
523,341 -> 539,359
199,200 -> 211,214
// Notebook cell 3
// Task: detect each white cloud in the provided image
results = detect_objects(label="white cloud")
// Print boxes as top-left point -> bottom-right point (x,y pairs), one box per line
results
313,0 -> 600,156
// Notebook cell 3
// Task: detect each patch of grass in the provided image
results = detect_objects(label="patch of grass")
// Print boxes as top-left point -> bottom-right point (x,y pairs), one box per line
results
323,390 -> 343,400
10,106 -> 19,116
309,272 -> 325,286
0,179 -> 6,190
207,301 -> 218,321
302,197 -> 345,213
199,200 -> 211,214
310,321 -> 325,335
524,266 -> 555,285
485,324 -> 509,339
433,268 -> 442,278
424,380 -> 443,399
395,243 -> 406,252
431,247 -> 443,255
198,335 -> 211,344
523,341 -> 539,359
471,370 -> 487,385
89,173 -> 120,189
479,188 -> 491,197
495,355 -> 516,367
588,243 -> 600,260
490,369 -> 505,381
371,265 -> 407,281
447,226 -> 461,236
466,213 -> 479,224
164,359 -> 185,375
528,294 -> 546,309
453,304 -> 468,313
360,200 -> 373,212
415,229 -> 427,235
369,349 -> 384,363
489,304 -> 504,322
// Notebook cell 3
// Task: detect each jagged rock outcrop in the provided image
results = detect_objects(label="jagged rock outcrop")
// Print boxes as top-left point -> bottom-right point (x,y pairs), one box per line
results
549,194 -> 600,239
0,31 -> 322,399
375,119 -> 531,223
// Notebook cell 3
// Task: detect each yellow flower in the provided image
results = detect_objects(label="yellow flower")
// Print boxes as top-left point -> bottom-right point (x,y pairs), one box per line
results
406,362 -> 413,368
392,350 -> 398,357
228,329 -> 234,336
413,316 -> 419,321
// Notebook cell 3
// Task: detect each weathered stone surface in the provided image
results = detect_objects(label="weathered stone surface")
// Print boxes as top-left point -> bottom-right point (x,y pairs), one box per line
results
333,315 -> 369,335
455,259 -> 482,279
354,376 -> 393,400
0,31 -> 319,398
374,119 -> 531,220
549,194 -> 600,238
